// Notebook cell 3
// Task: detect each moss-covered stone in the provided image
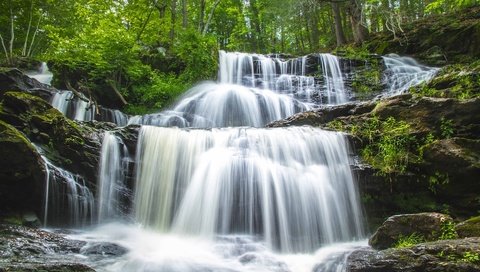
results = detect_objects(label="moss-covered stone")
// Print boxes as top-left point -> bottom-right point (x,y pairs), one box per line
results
457,216 -> 480,238
348,237 -> 480,271
0,91 -> 104,190
0,120 -> 44,217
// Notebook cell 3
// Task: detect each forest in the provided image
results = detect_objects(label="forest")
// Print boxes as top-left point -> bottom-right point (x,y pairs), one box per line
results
0,0 -> 476,113
0,0 -> 480,271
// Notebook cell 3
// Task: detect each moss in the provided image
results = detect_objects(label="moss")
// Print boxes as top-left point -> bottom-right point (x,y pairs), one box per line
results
456,216 -> 480,238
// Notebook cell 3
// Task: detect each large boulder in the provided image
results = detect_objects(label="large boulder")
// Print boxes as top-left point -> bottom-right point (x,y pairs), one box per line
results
0,120 -> 45,217
0,91 -> 104,190
348,238 -> 480,272
456,216 -> 480,238
369,213 -> 454,250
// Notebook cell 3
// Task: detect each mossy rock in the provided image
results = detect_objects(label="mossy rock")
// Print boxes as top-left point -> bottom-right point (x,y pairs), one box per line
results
456,216 -> 480,238
369,212 -> 453,250
0,120 -> 45,216
0,91 -> 103,189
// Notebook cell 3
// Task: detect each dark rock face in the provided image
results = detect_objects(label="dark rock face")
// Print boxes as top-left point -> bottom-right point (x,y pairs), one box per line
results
348,238 -> 480,272
0,68 -> 54,100
369,213 -> 453,250
0,224 -> 95,271
456,216 -> 480,238
0,92 -> 104,187
0,120 -> 45,217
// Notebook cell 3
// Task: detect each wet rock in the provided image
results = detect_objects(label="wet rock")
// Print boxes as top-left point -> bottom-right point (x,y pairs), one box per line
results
0,224 -> 95,271
369,213 -> 453,250
0,120 -> 45,217
0,91 -> 105,189
81,242 -> 128,256
456,216 -> 480,238
0,67 -> 54,99
348,238 -> 480,272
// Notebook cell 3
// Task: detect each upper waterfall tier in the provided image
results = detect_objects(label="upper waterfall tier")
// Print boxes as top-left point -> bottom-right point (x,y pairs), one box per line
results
133,126 -> 365,253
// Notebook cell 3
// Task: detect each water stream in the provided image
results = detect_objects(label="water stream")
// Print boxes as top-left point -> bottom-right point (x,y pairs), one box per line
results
39,51 -> 439,271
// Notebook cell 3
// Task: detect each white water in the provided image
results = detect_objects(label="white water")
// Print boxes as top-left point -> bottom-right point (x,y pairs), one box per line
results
134,126 -> 364,253
382,54 -> 439,94
97,132 -> 131,222
71,223 -> 367,272
37,153 -> 94,227
50,91 -> 96,122
41,50 -> 440,271
26,62 -> 53,85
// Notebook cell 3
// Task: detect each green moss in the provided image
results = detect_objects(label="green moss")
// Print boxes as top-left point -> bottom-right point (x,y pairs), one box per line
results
394,233 -> 425,248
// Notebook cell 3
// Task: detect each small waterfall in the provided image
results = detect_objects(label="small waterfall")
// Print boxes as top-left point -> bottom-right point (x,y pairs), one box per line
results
382,54 -> 439,94
319,53 -> 347,104
27,62 -> 53,85
100,108 -> 130,126
40,155 -> 95,227
50,91 -> 96,122
129,83 -> 309,128
97,132 -> 132,222
134,126 -> 364,253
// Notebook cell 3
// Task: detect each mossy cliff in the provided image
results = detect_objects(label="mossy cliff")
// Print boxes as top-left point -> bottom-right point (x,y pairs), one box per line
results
366,6 -> 480,65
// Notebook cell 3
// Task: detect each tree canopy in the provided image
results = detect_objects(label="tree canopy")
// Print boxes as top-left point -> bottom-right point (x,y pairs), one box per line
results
0,0 -> 478,113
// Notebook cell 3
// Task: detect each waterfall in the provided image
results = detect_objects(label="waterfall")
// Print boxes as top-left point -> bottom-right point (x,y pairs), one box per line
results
134,126 -> 364,253
39,155 -> 94,227
50,91 -> 96,122
382,54 -> 439,94
319,53 -> 348,104
27,62 -> 53,85
50,91 -> 129,125
97,132 -> 131,222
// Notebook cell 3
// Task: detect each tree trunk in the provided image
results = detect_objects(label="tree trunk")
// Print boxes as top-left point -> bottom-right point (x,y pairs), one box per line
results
23,0 -> 34,56
198,0 -> 206,32
203,0 -> 222,35
347,0 -> 369,44
332,2 -> 347,46
170,0 -> 177,40
182,0 -> 188,28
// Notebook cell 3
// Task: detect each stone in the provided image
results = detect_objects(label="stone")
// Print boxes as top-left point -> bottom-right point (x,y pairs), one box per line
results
369,212 -> 453,250
457,216 -> 480,238
0,120 -> 45,217
348,238 -> 480,272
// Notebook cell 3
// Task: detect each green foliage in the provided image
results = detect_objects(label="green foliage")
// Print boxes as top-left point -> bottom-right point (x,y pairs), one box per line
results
334,45 -> 372,60
439,220 -> 459,240
328,116 -> 418,176
440,117 -> 455,138
428,171 -> 449,193
412,61 -> 480,100
462,251 -> 480,263
394,233 -> 425,248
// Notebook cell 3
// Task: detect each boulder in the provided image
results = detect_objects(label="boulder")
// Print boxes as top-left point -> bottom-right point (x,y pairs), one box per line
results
0,67 -> 54,100
0,120 -> 45,217
457,216 -> 480,238
0,224 -> 95,271
0,91 -> 104,188
369,213 -> 453,250
348,238 -> 480,272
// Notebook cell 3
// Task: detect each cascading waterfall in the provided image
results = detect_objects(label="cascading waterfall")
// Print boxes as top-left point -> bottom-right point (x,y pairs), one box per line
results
39,154 -> 94,227
319,53 -> 348,104
50,91 -> 129,125
43,50 -> 440,271
50,91 -> 96,122
97,132 -> 131,222
27,62 -> 53,85
134,126 -> 364,253
382,54 -> 439,94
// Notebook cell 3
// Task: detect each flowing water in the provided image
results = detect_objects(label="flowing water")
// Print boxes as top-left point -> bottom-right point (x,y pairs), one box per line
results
27,62 -> 53,85
40,51 -> 439,271
382,54 -> 439,94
